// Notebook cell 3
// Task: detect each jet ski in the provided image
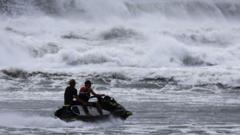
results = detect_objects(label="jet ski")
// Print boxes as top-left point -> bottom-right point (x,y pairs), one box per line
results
54,95 -> 132,122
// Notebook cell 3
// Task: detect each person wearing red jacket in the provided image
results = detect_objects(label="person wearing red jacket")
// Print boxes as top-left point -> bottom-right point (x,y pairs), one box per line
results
79,80 -> 104,115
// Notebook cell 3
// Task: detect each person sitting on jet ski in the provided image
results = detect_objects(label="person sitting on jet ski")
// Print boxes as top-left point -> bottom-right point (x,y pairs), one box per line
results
79,80 -> 104,115
64,79 -> 82,106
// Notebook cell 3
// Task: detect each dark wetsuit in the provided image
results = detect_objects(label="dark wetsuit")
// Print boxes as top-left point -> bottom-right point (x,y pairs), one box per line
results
64,86 -> 77,105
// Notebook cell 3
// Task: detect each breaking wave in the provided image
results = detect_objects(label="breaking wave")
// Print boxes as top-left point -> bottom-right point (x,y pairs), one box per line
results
1,68 -> 240,91
0,0 -> 240,69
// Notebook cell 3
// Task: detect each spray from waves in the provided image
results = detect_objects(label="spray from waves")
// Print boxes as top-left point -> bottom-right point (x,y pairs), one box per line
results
0,0 -> 240,70
0,112 -> 69,128
1,15 -> 240,69
1,0 -> 240,20
0,112 -> 123,130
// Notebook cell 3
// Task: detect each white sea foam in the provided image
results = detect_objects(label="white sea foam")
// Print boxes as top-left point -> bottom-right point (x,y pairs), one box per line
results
1,18 -> 240,70
0,111 -> 122,131
1,0 -> 240,71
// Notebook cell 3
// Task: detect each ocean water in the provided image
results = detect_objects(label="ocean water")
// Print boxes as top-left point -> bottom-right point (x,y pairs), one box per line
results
1,0 -> 240,134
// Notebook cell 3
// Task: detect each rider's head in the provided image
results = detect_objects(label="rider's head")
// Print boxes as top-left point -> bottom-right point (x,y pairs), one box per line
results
69,79 -> 76,87
85,80 -> 92,88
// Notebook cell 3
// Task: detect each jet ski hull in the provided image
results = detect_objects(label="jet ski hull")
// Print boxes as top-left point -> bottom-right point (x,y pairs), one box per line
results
54,96 -> 132,122
55,106 -> 110,122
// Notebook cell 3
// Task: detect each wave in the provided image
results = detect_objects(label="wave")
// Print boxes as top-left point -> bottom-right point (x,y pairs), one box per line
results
1,17 -> 240,69
1,68 -> 240,91
100,27 -> 140,41
1,68 -> 69,79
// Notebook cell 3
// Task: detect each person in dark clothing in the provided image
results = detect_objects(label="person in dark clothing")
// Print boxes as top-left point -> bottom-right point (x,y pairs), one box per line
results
79,80 -> 104,115
64,79 -> 78,105
64,79 -> 86,106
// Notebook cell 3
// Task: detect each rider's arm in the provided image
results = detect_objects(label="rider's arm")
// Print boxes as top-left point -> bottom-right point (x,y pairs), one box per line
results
90,89 -> 104,97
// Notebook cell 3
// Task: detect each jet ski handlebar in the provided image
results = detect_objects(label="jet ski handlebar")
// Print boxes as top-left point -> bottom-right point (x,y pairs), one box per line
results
89,95 -> 114,102
89,95 -> 105,99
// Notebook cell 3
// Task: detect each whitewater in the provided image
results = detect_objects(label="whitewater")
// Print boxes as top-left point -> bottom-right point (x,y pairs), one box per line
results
1,0 -> 240,134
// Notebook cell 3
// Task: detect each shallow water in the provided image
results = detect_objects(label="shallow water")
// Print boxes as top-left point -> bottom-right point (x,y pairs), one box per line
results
1,72 -> 240,135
